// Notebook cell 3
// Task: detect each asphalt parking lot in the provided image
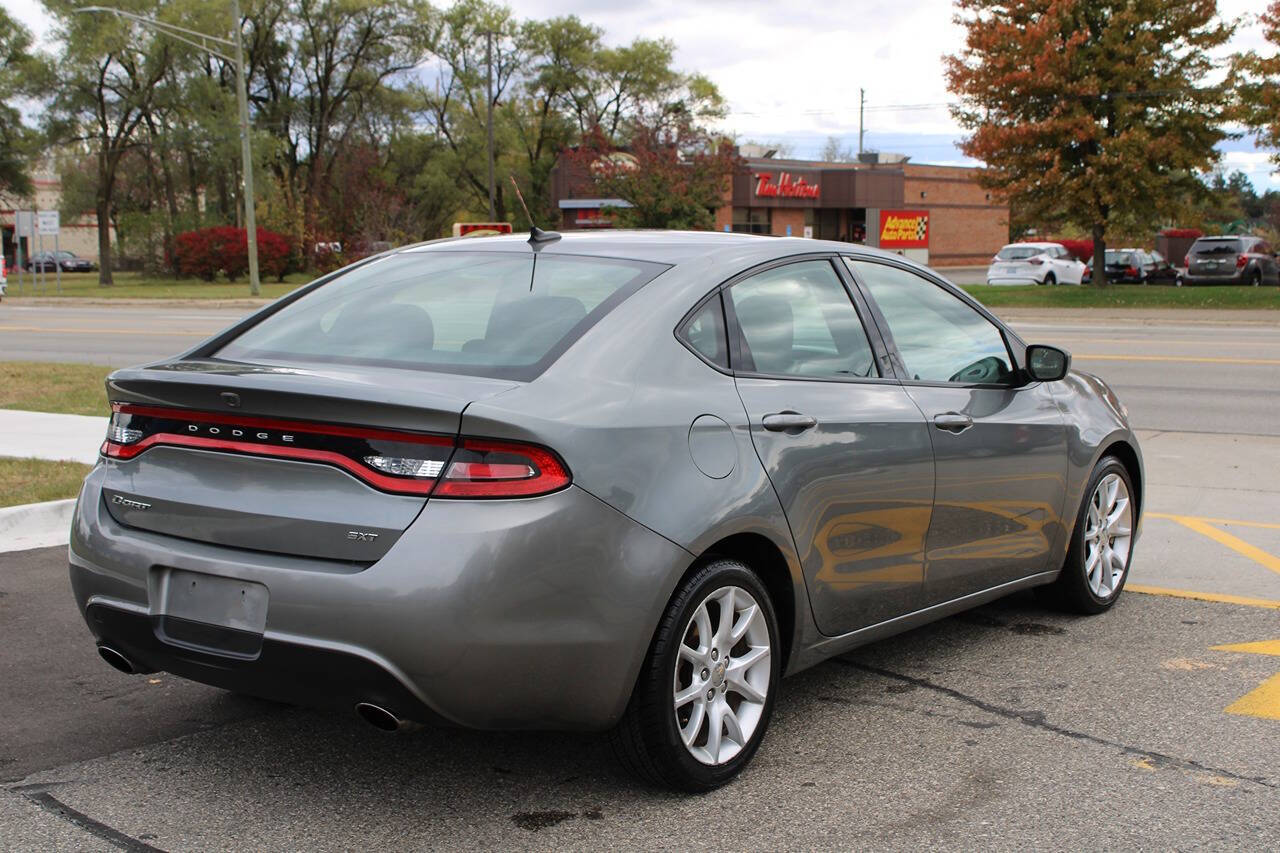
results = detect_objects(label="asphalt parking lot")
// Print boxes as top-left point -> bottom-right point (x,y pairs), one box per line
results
1,301 -> 1279,848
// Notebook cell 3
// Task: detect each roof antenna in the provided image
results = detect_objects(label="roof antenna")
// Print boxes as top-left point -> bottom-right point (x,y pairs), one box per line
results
509,175 -> 561,246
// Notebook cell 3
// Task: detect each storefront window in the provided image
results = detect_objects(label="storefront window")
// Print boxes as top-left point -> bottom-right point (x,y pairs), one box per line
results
732,208 -> 771,234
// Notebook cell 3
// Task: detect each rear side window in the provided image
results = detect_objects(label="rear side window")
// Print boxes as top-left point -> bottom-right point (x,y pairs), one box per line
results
679,294 -> 729,369
727,260 -> 878,379
216,251 -> 667,379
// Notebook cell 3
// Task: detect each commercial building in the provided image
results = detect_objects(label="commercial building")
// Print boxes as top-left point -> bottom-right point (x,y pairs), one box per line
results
550,151 -> 1008,267
1,163 -> 113,268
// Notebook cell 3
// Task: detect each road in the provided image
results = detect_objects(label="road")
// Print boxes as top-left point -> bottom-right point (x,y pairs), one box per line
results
1,301 -> 1279,848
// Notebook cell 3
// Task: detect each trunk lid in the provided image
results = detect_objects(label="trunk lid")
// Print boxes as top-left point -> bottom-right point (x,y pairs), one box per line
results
99,359 -> 519,562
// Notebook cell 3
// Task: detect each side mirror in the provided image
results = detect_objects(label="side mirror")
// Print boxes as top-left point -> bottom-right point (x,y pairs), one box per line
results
1025,344 -> 1070,382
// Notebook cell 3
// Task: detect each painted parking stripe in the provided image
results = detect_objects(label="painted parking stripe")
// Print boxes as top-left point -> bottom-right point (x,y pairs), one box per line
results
1151,514 -> 1280,577
1075,354 -> 1280,365
1211,639 -> 1280,721
1127,585 -> 1280,610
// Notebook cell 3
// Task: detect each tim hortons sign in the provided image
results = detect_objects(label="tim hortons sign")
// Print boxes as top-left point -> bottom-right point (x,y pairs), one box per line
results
753,171 -> 821,200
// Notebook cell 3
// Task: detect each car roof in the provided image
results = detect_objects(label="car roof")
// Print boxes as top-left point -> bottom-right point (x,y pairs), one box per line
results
399,229 -> 922,268
1001,242 -> 1061,249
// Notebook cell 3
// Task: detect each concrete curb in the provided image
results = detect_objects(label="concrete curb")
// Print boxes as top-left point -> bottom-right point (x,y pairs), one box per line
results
0,498 -> 74,553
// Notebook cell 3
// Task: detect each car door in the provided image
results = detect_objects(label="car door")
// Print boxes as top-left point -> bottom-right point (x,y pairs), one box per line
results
725,257 -> 935,636
845,258 -> 1069,605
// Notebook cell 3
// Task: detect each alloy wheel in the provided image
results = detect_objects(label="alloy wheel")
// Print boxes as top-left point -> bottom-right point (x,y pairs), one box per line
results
672,585 -> 771,766
1083,473 -> 1132,600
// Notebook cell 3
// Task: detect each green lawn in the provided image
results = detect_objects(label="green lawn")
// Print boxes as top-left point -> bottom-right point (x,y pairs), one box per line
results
0,361 -> 112,416
960,284 -> 1280,309
0,457 -> 93,508
3,270 -> 308,300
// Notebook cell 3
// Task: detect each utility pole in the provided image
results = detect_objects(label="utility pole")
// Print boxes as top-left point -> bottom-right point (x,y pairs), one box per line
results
858,88 -> 866,155
77,4 -> 261,296
486,31 -> 495,221
231,0 -> 260,296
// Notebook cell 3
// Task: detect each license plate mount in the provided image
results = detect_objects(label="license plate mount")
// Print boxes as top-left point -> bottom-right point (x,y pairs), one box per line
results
156,568 -> 268,657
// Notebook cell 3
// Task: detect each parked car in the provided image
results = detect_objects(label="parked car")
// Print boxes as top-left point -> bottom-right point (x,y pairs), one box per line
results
0,256 -> 7,300
986,242 -> 1086,285
1084,249 -> 1182,286
71,232 -> 1143,791
26,250 -> 95,272
1183,235 -> 1279,286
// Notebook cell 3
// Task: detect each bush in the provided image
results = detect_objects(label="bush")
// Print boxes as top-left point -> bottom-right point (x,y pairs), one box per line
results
1054,238 -> 1094,261
172,226 -> 295,282
1160,227 -> 1203,239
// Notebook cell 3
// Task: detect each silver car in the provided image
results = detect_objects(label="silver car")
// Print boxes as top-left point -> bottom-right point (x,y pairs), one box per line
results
71,231 -> 1142,791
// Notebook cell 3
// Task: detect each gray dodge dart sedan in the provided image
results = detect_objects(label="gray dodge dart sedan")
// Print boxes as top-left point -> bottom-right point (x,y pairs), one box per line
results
71,230 -> 1142,790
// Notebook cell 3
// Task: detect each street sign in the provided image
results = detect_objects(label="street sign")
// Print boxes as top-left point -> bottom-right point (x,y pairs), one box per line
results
15,211 -> 34,237
37,210 -> 60,235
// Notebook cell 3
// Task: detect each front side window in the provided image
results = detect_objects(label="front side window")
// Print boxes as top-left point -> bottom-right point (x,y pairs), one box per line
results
728,260 -> 877,379
216,251 -> 666,379
846,259 -> 1015,384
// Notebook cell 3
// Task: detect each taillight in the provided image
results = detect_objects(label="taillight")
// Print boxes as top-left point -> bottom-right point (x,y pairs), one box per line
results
1029,257 -> 1044,266
1236,254 -> 1248,269
1183,254 -> 1190,267
101,404 -> 571,499
434,439 -> 570,498
102,403 -> 454,496
1125,266 -> 1139,277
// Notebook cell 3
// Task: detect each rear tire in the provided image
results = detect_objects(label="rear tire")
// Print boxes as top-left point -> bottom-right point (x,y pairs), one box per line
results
1037,456 -> 1136,614
1250,269 -> 1262,287
1043,272 -> 1056,286
611,559 -> 780,792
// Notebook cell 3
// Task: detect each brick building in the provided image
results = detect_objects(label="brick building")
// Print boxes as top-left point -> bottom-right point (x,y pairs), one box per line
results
550,152 -> 1008,267
1,163 -> 114,269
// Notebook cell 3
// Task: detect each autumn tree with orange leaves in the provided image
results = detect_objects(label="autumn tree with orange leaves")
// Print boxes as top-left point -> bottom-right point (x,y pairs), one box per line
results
946,0 -> 1234,284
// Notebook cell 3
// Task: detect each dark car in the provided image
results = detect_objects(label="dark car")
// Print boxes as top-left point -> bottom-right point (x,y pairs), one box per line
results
1084,249 -> 1182,285
1183,236 -> 1279,286
26,250 -> 95,272
69,231 -> 1143,791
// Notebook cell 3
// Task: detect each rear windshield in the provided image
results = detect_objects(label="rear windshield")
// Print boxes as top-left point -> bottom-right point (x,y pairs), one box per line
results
216,251 -> 667,380
1105,251 -> 1135,265
1192,238 -> 1242,255
995,246 -> 1046,261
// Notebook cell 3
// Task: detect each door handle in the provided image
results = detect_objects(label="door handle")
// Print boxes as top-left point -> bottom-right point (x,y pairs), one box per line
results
762,412 -> 817,432
933,413 -> 973,433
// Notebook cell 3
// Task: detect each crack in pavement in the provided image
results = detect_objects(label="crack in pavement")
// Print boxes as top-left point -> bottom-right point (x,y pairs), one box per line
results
10,784 -> 165,852
835,659 -> 1279,791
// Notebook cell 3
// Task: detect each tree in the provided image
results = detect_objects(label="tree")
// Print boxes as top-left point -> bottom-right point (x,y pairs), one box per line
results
946,0 -> 1234,284
0,8 -> 49,197
1234,2 -> 1280,168
45,0 -> 176,285
572,117 -> 741,230
819,136 -> 855,162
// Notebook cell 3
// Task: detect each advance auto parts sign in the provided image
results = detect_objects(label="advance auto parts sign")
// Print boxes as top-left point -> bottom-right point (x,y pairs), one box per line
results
879,210 -> 929,249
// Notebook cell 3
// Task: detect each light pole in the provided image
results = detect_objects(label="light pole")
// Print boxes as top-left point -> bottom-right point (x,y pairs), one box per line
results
77,4 -> 262,296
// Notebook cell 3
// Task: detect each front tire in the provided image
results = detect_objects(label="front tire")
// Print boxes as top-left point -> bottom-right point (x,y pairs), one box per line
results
612,559 -> 780,791
1038,457 -> 1136,614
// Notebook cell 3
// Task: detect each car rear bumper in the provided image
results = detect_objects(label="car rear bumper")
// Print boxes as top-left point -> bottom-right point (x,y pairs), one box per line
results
985,275 -> 1041,285
1184,271 -> 1245,285
70,465 -> 693,731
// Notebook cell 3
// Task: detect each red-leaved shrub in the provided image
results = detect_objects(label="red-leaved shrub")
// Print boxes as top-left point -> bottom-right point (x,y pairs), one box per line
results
1160,227 -> 1203,239
1054,239 -> 1094,262
173,226 -> 294,282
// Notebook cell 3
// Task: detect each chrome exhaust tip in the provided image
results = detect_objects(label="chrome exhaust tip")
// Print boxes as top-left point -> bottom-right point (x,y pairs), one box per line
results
355,702 -> 419,732
97,644 -> 137,675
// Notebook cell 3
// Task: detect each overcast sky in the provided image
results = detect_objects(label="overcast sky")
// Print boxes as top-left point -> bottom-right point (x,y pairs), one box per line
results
5,0 -> 1276,189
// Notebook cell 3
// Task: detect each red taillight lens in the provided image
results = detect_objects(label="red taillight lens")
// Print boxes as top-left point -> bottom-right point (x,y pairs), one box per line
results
102,403 -> 454,496
102,404 -> 571,499
434,439 -> 570,498
1183,254 -> 1190,267
1236,254 -> 1248,269
1028,257 -> 1044,266
1125,266 -> 1139,277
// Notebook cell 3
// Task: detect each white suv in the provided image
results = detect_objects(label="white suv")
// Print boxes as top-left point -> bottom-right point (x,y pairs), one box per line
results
987,242 -> 1086,285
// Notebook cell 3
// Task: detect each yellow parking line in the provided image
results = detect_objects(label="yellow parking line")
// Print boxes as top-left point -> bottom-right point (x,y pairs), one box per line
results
1210,640 -> 1280,721
1161,516 -> 1280,577
1147,512 -> 1280,531
1127,585 -> 1280,610
1075,354 -> 1280,365
0,325 -> 212,336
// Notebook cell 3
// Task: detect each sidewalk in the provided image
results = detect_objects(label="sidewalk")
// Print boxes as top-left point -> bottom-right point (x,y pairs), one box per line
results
0,409 -> 108,464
